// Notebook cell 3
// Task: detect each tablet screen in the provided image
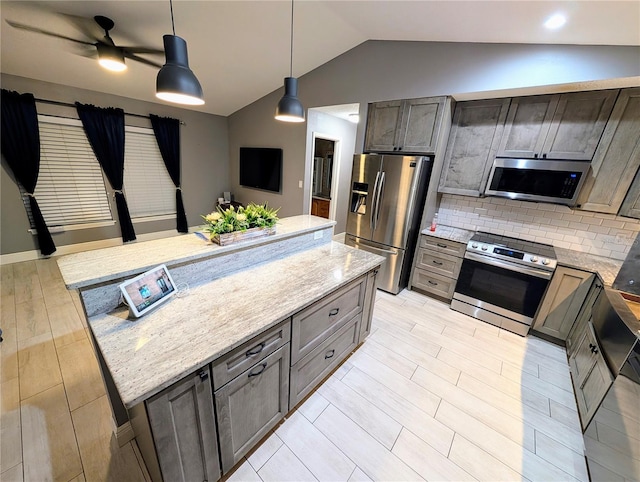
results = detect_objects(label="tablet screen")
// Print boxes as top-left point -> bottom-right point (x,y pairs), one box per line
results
119,264 -> 176,317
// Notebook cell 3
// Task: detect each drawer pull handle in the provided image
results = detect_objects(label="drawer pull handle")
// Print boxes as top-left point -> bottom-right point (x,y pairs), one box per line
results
432,260 -> 443,265
199,370 -> 209,381
248,363 -> 267,378
325,349 -> 335,359
246,342 -> 265,357
329,308 -> 340,317
589,343 -> 598,354
437,243 -> 447,248
428,280 -> 438,286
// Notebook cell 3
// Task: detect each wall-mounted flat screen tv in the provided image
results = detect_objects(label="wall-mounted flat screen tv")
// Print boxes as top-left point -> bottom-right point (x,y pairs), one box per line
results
239,147 -> 283,193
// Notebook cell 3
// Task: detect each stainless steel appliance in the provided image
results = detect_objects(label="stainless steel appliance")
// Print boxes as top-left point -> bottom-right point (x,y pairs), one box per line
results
451,232 -> 557,336
345,154 -> 432,294
484,158 -> 590,206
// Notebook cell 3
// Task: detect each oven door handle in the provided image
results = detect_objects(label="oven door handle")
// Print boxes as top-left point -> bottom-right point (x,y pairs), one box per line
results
464,251 -> 553,280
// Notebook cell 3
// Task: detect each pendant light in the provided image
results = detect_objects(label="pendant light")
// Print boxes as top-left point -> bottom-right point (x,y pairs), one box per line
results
156,0 -> 204,106
275,0 -> 305,122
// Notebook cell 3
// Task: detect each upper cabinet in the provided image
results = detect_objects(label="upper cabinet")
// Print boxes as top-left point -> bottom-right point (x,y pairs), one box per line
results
577,87 -> 640,215
620,167 -> 640,218
497,90 -> 618,160
438,98 -> 511,196
364,96 -> 446,154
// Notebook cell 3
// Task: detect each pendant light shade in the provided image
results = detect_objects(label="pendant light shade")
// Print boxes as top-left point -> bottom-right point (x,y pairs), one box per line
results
96,43 -> 126,72
156,35 -> 204,105
275,77 -> 305,122
156,0 -> 204,106
275,0 -> 304,122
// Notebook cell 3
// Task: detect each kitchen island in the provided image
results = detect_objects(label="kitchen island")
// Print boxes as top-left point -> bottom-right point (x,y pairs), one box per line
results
57,215 -> 384,482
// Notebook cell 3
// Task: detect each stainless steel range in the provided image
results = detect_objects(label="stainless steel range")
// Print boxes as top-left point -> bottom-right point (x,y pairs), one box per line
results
451,232 -> 558,336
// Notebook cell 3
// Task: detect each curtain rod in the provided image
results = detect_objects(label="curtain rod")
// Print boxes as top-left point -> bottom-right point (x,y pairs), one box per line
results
34,98 -> 186,125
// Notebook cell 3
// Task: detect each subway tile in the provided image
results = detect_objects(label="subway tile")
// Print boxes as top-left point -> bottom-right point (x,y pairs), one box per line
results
543,211 -> 564,220
604,242 -> 628,253
589,247 -> 612,258
588,225 -> 610,235
516,214 -> 534,223
529,228 -> 553,237
553,240 -> 572,249
555,227 -> 577,236
549,218 -> 570,227
489,197 -> 507,205
623,221 -> 640,231
601,219 -> 626,229
595,212 -> 616,220
562,213 -> 582,222
582,217 -> 603,225
581,231 -> 598,240
536,203 -> 558,212
562,235 -> 583,244
580,211 -> 595,217
555,205 -> 573,214
609,251 -> 628,261
569,243 -> 590,252
543,232 -> 565,241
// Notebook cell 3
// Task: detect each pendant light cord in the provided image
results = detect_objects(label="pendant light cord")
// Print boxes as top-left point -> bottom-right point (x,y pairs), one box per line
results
289,0 -> 294,77
169,0 -> 176,35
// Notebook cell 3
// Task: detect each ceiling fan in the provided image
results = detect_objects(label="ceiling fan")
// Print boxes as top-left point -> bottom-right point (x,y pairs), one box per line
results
6,15 -> 163,72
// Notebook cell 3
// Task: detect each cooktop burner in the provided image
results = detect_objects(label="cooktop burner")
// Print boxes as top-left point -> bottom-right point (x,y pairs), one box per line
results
467,231 -> 558,271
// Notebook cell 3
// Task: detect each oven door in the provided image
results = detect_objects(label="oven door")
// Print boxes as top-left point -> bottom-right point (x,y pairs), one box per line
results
453,252 -> 552,324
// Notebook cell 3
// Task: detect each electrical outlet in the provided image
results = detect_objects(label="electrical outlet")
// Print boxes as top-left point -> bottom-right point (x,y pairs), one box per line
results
314,230 -> 323,240
298,180 -> 303,188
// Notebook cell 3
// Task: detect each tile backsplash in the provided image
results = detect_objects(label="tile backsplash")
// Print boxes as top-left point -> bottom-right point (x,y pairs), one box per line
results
438,194 -> 640,261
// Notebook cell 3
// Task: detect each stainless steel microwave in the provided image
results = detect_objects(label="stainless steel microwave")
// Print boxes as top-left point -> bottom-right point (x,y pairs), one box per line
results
484,158 -> 591,206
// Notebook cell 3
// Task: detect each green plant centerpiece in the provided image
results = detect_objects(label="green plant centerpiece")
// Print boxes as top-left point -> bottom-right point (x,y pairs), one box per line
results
201,203 -> 279,245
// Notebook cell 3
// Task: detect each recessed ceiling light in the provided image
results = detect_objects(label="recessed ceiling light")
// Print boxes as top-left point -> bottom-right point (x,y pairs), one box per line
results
544,14 -> 566,29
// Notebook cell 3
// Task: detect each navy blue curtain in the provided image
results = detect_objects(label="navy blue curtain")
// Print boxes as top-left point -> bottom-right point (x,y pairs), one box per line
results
1,90 -> 56,255
149,114 -> 188,233
75,102 -> 136,242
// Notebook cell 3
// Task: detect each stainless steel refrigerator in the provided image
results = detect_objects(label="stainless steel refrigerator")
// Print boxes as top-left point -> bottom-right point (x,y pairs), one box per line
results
345,154 -> 432,294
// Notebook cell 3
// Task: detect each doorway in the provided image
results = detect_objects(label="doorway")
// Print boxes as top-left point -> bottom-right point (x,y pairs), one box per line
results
310,135 -> 339,220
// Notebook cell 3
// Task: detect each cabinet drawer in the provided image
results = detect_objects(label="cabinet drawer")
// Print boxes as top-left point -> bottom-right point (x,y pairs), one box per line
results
415,248 -> 462,278
412,268 -> 456,299
290,315 -> 360,407
419,236 -> 466,257
291,277 -> 364,364
212,319 -> 291,389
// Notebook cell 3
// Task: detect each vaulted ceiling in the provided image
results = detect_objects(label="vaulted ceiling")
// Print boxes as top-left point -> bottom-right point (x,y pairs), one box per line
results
1,1 -> 638,116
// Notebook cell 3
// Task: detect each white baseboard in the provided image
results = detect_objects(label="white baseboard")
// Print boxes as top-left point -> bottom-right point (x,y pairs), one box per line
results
113,420 -> 136,447
0,226 -> 201,265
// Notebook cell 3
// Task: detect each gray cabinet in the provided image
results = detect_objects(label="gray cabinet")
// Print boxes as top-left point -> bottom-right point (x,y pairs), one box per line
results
364,97 -> 446,154
438,98 -> 511,196
532,266 -> 595,341
569,322 -> 614,429
566,277 -> 603,357
578,87 -> 640,214
410,235 -> 465,300
359,268 -> 378,341
145,367 -> 221,482
620,167 -> 640,218
497,90 -> 617,160
215,346 -> 290,473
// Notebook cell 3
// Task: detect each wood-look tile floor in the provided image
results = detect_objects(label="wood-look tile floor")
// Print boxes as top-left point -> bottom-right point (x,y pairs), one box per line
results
1,258 -> 590,481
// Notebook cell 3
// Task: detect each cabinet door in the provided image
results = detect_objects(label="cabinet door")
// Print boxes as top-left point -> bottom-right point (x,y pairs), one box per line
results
364,101 -> 403,153
215,346 -> 289,474
146,367 -> 221,482
532,266 -> 595,341
569,323 -> 613,429
415,248 -> 462,279
497,95 -> 559,158
542,90 -> 618,160
566,279 -> 603,357
578,87 -> 640,214
359,268 -> 379,342
439,98 -> 510,196
620,163 -> 640,219
397,96 -> 446,154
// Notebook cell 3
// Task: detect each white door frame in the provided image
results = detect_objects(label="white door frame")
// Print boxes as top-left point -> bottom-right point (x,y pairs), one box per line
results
310,132 -> 341,221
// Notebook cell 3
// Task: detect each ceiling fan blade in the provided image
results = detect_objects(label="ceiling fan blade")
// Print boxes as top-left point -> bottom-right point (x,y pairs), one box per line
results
121,46 -> 164,55
124,52 -> 163,69
58,13 -> 102,42
6,20 -> 94,46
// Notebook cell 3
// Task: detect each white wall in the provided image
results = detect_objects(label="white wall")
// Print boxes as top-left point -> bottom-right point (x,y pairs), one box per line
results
305,110 -> 358,233
438,194 -> 640,260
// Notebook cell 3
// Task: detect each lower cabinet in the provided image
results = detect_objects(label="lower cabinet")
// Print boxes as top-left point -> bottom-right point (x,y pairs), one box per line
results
566,278 -> 603,357
359,268 -> 378,341
569,322 -> 614,429
410,235 -> 465,300
532,266 -> 595,341
144,367 -> 221,482
215,345 -> 290,473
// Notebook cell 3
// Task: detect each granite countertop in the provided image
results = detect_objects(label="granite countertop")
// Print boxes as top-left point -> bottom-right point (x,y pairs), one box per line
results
421,225 -> 475,244
58,215 -> 335,290
88,241 -> 383,408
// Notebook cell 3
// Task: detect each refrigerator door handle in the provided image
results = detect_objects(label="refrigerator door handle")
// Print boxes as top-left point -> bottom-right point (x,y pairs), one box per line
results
370,171 -> 381,233
347,235 -> 399,255
374,171 -> 386,231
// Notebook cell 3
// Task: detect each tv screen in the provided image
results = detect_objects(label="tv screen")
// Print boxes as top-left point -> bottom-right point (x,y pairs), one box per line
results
239,147 -> 282,193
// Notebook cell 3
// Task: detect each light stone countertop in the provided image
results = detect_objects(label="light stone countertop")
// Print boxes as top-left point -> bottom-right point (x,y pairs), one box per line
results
58,215 -> 335,290
420,225 -> 474,244
88,241 -> 383,408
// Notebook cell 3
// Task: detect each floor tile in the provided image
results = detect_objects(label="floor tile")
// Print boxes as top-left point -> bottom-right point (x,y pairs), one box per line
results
298,391 -> 330,423
1,377 -> 22,473
258,444 -> 317,482
15,298 -> 50,342
0,463 -> 23,482
247,432 -> 283,472
57,338 -> 105,411
17,332 -> 63,400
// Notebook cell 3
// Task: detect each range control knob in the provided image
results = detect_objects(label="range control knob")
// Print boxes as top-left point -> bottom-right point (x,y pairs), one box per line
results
471,243 -> 478,249
542,259 -> 550,265
481,245 -> 488,251
530,256 -> 539,263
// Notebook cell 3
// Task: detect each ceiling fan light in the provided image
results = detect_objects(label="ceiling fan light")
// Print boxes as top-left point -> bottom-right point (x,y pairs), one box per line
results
96,43 -> 126,72
156,34 -> 204,105
275,77 -> 305,122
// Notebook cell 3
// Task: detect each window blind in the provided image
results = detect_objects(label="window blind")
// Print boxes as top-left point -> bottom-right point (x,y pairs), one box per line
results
123,127 -> 176,219
21,115 -> 113,228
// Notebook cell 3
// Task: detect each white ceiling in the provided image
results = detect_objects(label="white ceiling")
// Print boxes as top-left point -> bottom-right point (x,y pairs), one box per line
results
1,1 -> 639,117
